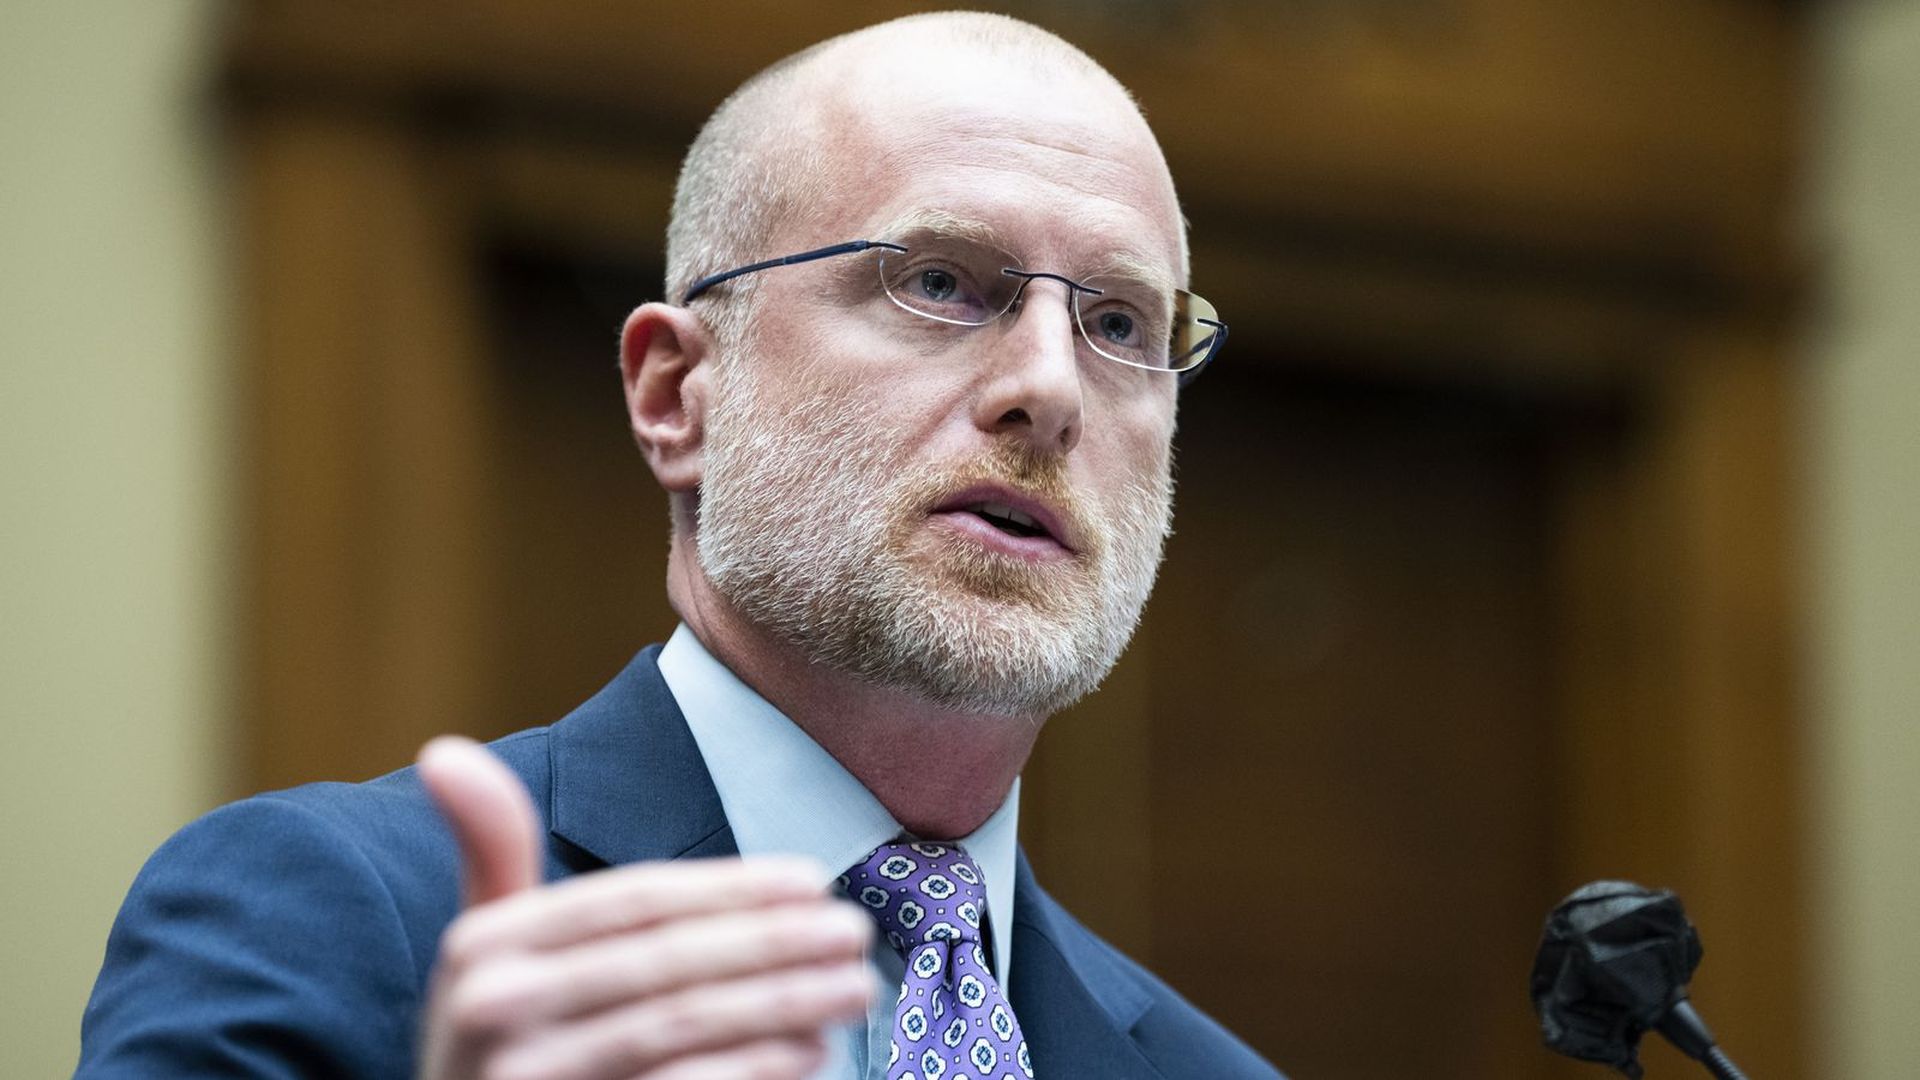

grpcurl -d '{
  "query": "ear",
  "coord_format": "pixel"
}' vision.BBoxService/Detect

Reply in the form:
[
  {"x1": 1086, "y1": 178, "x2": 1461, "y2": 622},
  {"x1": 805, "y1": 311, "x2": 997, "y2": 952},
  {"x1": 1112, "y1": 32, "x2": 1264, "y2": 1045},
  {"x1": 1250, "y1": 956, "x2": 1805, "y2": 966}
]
[{"x1": 620, "y1": 302, "x2": 713, "y2": 495}]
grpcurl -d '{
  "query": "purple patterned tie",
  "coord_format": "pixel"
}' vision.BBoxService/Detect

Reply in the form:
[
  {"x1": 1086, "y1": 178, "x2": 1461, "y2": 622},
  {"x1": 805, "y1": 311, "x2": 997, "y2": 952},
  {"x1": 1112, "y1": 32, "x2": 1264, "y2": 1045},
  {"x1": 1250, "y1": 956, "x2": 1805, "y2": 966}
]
[{"x1": 844, "y1": 841, "x2": 1034, "y2": 1080}]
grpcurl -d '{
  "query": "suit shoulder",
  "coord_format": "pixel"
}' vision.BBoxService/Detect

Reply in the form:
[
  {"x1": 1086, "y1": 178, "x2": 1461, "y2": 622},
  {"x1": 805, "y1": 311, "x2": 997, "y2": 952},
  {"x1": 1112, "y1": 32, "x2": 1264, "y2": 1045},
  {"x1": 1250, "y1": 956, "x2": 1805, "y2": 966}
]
[
  {"x1": 260, "y1": 724, "x2": 554, "y2": 829},
  {"x1": 1102, "y1": 938, "x2": 1285, "y2": 1079},
  {"x1": 78, "y1": 725, "x2": 556, "y2": 1078},
  {"x1": 248, "y1": 726, "x2": 553, "y2": 887},
  {"x1": 81, "y1": 792, "x2": 427, "y2": 1076},
  {"x1": 1022, "y1": 890, "x2": 1287, "y2": 1079},
  {"x1": 255, "y1": 725, "x2": 557, "y2": 919}
]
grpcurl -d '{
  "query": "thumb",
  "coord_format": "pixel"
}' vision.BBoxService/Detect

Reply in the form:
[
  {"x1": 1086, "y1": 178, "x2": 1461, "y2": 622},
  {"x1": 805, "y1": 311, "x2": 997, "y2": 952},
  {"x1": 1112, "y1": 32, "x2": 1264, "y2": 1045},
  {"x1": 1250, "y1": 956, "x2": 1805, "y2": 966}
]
[{"x1": 418, "y1": 735, "x2": 542, "y2": 907}]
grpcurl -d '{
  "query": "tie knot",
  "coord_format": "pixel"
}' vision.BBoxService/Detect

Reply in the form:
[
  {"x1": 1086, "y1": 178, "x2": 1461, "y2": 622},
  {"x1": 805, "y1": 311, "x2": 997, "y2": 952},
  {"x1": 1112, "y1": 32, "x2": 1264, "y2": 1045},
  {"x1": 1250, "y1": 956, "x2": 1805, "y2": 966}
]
[{"x1": 843, "y1": 840, "x2": 989, "y2": 955}]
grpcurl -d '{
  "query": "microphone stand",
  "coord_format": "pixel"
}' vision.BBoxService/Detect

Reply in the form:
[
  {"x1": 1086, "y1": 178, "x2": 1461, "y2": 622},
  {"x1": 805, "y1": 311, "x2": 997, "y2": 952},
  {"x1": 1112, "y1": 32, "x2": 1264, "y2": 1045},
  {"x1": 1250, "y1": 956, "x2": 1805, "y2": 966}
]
[
  {"x1": 1656, "y1": 1000, "x2": 1749, "y2": 1080},
  {"x1": 1530, "y1": 880, "x2": 1755, "y2": 1080}
]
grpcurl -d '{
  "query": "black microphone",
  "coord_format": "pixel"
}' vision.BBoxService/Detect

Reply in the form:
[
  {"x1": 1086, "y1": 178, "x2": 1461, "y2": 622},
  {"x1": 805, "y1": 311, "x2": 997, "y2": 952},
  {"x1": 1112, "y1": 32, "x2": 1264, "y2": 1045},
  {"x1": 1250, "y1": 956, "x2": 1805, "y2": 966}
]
[{"x1": 1529, "y1": 880, "x2": 1750, "y2": 1080}]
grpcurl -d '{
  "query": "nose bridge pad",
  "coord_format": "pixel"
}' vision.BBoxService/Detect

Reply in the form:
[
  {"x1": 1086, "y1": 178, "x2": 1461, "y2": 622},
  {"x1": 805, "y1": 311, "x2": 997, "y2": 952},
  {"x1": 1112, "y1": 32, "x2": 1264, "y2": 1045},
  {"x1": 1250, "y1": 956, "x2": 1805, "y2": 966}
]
[
  {"x1": 999, "y1": 269, "x2": 1091, "y2": 341},
  {"x1": 999, "y1": 268, "x2": 1034, "y2": 316}
]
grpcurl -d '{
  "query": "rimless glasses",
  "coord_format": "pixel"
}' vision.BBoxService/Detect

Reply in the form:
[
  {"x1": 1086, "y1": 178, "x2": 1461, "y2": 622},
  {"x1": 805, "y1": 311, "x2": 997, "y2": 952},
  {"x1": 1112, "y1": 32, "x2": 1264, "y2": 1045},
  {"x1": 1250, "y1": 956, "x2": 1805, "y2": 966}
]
[{"x1": 682, "y1": 237, "x2": 1226, "y2": 382}]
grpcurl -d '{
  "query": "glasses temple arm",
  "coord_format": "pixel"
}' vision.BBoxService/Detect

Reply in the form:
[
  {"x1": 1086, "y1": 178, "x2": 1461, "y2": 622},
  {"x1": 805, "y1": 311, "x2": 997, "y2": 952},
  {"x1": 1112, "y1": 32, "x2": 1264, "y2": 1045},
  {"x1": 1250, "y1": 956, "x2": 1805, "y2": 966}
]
[
  {"x1": 1176, "y1": 319, "x2": 1228, "y2": 387},
  {"x1": 681, "y1": 240, "x2": 908, "y2": 304}
]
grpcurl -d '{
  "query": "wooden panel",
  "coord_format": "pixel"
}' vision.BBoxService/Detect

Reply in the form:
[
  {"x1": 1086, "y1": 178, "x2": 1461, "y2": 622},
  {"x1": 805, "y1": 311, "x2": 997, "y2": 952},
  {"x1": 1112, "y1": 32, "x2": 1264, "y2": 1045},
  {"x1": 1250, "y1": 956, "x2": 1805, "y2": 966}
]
[
  {"x1": 240, "y1": 127, "x2": 682, "y2": 786},
  {"x1": 1550, "y1": 324, "x2": 1806, "y2": 1077},
  {"x1": 1667, "y1": 328, "x2": 1805, "y2": 1076},
  {"x1": 1020, "y1": 623, "x2": 1159, "y2": 959},
  {"x1": 239, "y1": 110, "x2": 495, "y2": 791},
  {"x1": 475, "y1": 243, "x2": 682, "y2": 735},
  {"x1": 223, "y1": 1, "x2": 1810, "y2": 1075},
  {"x1": 1059, "y1": 370, "x2": 1564, "y2": 1078},
  {"x1": 222, "y1": 0, "x2": 1802, "y2": 286}
]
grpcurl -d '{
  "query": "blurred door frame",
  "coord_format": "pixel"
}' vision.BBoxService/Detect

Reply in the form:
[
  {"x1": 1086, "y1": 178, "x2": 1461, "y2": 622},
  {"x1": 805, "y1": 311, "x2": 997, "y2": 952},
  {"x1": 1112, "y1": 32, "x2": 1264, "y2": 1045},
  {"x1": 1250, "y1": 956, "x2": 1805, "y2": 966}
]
[{"x1": 221, "y1": 3, "x2": 1811, "y2": 1076}]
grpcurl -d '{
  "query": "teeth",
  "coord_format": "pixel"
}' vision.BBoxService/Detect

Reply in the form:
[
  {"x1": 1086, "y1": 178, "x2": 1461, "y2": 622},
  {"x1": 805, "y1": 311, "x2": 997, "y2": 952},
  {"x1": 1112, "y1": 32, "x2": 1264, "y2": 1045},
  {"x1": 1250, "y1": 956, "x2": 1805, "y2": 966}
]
[{"x1": 973, "y1": 502, "x2": 1041, "y2": 531}]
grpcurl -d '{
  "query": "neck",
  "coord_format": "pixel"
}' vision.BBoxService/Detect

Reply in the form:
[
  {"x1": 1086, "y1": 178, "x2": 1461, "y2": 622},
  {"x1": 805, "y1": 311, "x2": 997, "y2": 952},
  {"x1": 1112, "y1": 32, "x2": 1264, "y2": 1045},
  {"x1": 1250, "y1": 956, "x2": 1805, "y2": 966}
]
[{"x1": 666, "y1": 544, "x2": 1041, "y2": 839}]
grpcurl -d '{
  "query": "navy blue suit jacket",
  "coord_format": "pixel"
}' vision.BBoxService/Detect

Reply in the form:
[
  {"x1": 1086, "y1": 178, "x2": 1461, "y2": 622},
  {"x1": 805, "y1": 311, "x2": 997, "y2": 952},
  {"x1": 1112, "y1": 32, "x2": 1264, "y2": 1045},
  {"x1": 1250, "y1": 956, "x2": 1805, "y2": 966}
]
[{"x1": 79, "y1": 647, "x2": 1282, "y2": 1078}]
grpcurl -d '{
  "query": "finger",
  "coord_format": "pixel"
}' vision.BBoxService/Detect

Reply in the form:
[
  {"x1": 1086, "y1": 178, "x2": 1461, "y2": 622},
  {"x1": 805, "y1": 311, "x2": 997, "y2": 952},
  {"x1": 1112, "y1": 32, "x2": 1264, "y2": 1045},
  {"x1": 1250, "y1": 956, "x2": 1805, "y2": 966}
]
[
  {"x1": 447, "y1": 855, "x2": 826, "y2": 958},
  {"x1": 418, "y1": 735, "x2": 542, "y2": 907},
  {"x1": 452, "y1": 899, "x2": 872, "y2": 1027},
  {"x1": 635, "y1": 1034, "x2": 830, "y2": 1080},
  {"x1": 488, "y1": 960, "x2": 873, "y2": 1080}
]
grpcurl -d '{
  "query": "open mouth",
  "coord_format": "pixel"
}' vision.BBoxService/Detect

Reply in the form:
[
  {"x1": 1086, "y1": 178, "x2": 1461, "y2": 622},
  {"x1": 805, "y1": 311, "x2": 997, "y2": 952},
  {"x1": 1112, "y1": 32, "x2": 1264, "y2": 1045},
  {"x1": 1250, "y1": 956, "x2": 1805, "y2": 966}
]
[
  {"x1": 930, "y1": 486, "x2": 1076, "y2": 559},
  {"x1": 966, "y1": 501, "x2": 1050, "y2": 540}
]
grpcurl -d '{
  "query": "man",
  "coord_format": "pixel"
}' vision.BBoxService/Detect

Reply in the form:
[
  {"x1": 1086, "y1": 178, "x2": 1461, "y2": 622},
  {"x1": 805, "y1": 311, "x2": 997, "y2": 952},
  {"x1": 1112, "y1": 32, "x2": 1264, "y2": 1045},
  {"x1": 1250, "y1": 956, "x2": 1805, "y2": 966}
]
[{"x1": 79, "y1": 12, "x2": 1275, "y2": 1079}]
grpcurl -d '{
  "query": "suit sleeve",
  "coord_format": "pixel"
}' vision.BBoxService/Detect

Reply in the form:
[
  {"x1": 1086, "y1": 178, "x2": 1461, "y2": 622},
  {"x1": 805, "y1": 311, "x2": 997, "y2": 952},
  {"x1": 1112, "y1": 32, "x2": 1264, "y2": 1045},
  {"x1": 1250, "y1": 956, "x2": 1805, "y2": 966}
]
[{"x1": 77, "y1": 795, "x2": 427, "y2": 1078}]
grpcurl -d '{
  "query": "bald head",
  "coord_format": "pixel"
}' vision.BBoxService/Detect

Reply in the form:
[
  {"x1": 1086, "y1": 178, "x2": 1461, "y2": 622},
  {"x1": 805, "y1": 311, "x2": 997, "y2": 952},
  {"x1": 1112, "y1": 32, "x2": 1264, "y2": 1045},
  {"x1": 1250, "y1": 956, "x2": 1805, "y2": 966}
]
[
  {"x1": 664, "y1": 13, "x2": 1186, "y2": 348},
  {"x1": 627, "y1": 12, "x2": 1194, "y2": 733}
]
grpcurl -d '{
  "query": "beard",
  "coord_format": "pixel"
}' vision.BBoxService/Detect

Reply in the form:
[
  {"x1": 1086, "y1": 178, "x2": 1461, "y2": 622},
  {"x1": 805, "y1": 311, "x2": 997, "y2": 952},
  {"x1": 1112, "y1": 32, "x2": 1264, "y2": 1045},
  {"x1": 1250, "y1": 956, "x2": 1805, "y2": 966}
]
[{"x1": 695, "y1": 354, "x2": 1173, "y2": 718}]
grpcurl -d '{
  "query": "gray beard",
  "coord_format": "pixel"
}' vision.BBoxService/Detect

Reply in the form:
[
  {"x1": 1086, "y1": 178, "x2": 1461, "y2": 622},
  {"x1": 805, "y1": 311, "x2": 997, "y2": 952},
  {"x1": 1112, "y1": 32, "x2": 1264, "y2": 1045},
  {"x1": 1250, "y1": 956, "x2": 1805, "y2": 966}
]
[{"x1": 695, "y1": 359, "x2": 1173, "y2": 718}]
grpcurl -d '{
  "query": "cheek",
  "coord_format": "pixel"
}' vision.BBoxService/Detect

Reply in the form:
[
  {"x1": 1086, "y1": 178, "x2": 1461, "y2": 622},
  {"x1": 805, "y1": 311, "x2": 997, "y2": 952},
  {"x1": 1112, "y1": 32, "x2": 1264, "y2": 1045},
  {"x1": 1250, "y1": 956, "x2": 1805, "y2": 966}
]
[
  {"x1": 1076, "y1": 401, "x2": 1175, "y2": 505},
  {"x1": 1096, "y1": 383, "x2": 1177, "y2": 457},
  {"x1": 800, "y1": 319, "x2": 980, "y2": 427}
]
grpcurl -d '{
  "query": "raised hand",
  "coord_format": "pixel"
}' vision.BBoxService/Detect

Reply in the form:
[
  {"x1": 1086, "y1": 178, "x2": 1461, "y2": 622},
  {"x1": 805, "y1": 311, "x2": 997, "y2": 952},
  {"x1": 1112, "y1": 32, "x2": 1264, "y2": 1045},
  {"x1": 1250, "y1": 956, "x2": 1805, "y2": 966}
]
[{"x1": 415, "y1": 736, "x2": 873, "y2": 1080}]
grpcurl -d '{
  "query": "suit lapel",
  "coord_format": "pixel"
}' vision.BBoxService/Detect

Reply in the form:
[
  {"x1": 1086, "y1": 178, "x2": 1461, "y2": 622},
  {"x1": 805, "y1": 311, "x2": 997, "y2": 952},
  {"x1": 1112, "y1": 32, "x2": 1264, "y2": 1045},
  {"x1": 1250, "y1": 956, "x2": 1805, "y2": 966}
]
[
  {"x1": 541, "y1": 648, "x2": 1159, "y2": 1071},
  {"x1": 1009, "y1": 851, "x2": 1161, "y2": 1077},
  {"x1": 545, "y1": 646, "x2": 739, "y2": 866}
]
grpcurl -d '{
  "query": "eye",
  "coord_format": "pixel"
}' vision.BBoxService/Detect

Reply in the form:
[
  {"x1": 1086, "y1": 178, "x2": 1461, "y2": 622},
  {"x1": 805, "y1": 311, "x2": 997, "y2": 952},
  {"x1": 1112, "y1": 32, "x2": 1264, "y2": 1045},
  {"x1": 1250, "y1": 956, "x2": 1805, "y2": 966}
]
[
  {"x1": 916, "y1": 268, "x2": 959, "y2": 303},
  {"x1": 1095, "y1": 310, "x2": 1138, "y2": 345},
  {"x1": 1080, "y1": 287, "x2": 1173, "y2": 368},
  {"x1": 883, "y1": 254, "x2": 998, "y2": 323}
]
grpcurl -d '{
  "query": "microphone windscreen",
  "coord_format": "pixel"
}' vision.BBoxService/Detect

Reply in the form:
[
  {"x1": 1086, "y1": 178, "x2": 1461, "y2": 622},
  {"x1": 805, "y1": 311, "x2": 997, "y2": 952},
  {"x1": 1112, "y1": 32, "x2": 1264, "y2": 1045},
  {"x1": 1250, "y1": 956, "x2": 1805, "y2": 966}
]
[{"x1": 1529, "y1": 880, "x2": 1704, "y2": 1079}]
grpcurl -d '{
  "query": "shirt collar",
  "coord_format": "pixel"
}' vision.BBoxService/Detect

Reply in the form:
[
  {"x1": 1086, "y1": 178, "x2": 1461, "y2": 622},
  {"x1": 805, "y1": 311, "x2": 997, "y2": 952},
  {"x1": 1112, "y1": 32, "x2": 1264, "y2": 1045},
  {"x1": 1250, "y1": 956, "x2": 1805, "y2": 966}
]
[{"x1": 658, "y1": 624, "x2": 1021, "y2": 981}]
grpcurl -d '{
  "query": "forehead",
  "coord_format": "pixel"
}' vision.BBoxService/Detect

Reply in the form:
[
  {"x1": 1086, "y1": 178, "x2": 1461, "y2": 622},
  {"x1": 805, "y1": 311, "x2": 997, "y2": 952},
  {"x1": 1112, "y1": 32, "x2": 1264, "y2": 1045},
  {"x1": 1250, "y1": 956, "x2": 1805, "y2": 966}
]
[{"x1": 802, "y1": 50, "x2": 1185, "y2": 287}]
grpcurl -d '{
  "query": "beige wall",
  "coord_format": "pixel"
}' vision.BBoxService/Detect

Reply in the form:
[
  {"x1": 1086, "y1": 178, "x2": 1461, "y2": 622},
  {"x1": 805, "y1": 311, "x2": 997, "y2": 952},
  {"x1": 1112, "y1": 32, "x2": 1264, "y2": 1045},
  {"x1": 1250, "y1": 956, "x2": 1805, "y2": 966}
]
[
  {"x1": 0, "y1": 2, "x2": 228, "y2": 1075},
  {"x1": 1811, "y1": 3, "x2": 1920, "y2": 1078}
]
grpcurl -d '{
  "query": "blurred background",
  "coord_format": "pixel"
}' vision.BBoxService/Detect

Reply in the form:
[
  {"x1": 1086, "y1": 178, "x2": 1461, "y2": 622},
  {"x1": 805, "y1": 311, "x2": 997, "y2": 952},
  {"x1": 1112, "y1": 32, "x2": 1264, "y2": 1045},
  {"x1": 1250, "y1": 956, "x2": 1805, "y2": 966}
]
[{"x1": 3, "y1": 1, "x2": 1915, "y2": 1076}]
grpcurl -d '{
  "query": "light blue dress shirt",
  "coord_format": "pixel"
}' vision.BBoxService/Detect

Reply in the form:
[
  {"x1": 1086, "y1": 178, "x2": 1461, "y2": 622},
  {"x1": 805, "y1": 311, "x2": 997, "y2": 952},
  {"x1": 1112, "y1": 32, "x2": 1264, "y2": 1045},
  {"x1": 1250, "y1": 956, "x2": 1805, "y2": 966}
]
[{"x1": 658, "y1": 625, "x2": 1021, "y2": 1080}]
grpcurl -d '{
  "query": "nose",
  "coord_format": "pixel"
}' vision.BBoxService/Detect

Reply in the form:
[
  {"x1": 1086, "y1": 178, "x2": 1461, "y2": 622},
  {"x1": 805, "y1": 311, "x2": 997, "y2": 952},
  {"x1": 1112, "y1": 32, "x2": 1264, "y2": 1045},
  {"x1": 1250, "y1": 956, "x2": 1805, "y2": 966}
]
[{"x1": 971, "y1": 278, "x2": 1084, "y2": 455}]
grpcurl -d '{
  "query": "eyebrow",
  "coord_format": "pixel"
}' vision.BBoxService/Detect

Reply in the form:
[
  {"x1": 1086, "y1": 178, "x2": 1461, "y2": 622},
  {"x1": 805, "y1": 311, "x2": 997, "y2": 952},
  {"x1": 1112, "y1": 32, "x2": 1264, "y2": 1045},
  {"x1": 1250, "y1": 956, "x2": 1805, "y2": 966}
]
[
  {"x1": 1094, "y1": 251, "x2": 1178, "y2": 302},
  {"x1": 872, "y1": 208, "x2": 1016, "y2": 252},
  {"x1": 871, "y1": 208, "x2": 1178, "y2": 300}
]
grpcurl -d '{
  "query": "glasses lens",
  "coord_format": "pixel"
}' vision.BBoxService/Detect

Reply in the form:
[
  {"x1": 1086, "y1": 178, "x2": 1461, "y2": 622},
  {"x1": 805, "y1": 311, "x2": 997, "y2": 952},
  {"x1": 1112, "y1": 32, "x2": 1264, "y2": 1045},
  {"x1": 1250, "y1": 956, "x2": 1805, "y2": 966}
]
[
  {"x1": 878, "y1": 239, "x2": 1023, "y2": 326},
  {"x1": 1077, "y1": 274, "x2": 1180, "y2": 371},
  {"x1": 1077, "y1": 280, "x2": 1223, "y2": 373},
  {"x1": 1167, "y1": 290, "x2": 1224, "y2": 374},
  {"x1": 878, "y1": 240, "x2": 1224, "y2": 375}
]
